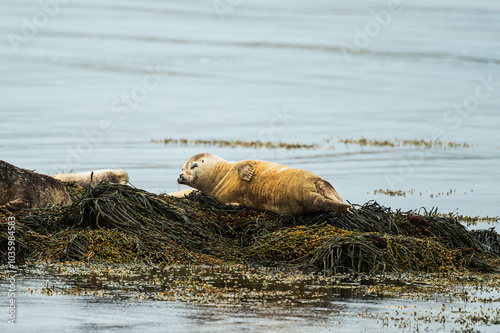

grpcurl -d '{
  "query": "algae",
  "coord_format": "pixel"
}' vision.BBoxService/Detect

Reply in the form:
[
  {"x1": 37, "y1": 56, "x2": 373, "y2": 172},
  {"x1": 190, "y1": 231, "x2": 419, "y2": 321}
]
[
  {"x1": 1, "y1": 182, "x2": 499, "y2": 274},
  {"x1": 151, "y1": 137, "x2": 478, "y2": 150}
]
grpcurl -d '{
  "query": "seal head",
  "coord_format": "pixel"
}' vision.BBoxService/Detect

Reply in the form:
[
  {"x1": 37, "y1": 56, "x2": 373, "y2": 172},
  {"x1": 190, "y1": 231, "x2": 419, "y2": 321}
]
[{"x1": 177, "y1": 153, "x2": 224, "y2": 189}]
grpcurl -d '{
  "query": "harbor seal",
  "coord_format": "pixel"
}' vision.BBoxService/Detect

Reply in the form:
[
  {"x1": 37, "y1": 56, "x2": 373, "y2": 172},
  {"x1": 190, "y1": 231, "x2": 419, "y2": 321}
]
[
  {"x1": 167, "y1": 189, "x2": 198, "y2": 198},
  {"x1": 177, "y1": 153, "x2": 352, "y2": 215},
  {"x1": 0, "y1": 160, "x2": 72, "y2": 211},
  {"x1": 53, "y1": 169, "x2": 129, "y2": 187}
]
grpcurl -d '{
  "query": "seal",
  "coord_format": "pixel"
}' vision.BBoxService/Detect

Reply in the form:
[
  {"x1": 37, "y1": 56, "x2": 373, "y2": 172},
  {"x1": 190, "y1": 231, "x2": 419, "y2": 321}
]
[
  {"x1": 53, "y1": 169, "x2": 129, "y2": 187},
  {"x1": 0, "y1": 160, "x2": 72, "y2": 211},
  {"x1": 167, "y1": 189, "x2": 198, "y2": 198},
  {"x1": 177, "y1": 153, "x2": 352, "y2": 215}
]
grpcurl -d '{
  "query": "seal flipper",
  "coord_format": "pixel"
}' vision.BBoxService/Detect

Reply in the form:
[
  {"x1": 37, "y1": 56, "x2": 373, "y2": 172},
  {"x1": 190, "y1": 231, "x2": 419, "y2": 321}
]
[
  {"x1": 312, "y1": 195, "x2": 352, "y2": 214},
  {"x1": 237, "y1": 161, "x2": 255, "y2": 182},
  {"x1": 315, "y1": 180, "x2": 352, "y2": 214}
]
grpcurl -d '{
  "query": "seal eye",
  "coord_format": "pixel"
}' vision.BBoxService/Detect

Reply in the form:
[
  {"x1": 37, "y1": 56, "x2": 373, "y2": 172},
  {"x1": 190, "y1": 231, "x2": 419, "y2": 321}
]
[
  {"x1": 190, "y1": 163, "x2": 198, "y2": 170},
  {"x1": 201, "y1": 159, "x2": 204, "y2": 163}
]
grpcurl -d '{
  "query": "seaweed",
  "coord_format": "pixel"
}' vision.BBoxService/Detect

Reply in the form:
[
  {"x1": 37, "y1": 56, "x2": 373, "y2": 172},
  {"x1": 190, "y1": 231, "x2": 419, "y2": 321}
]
[{"x1": 1, "y1": 182, "x2": 499, "y2": 273}]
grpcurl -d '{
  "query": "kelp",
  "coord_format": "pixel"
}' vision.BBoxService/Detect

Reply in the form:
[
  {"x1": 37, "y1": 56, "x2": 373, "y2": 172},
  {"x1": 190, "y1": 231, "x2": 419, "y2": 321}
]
[
  {"x1": 151, "y1": 138, "x2": 319, "y2": 150},
  {"x1": 152, "y1": 137, "x2": 476, "y2": 150},
  {"x1": 1, "y1": 182, "x2": 499, "y2": 273}
]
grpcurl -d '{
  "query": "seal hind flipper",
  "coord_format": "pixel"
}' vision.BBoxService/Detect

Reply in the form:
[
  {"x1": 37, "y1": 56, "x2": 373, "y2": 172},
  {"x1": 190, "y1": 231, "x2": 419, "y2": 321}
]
[
  {"x1": 315, "y1": 180, "x2": 352, "y2": 214},
  {"x1": 313, "y1": 196, "x2": 352, "y2": 214},
  {"x1": 5, "y1": 199, "x2": 29, "y2": 211}
]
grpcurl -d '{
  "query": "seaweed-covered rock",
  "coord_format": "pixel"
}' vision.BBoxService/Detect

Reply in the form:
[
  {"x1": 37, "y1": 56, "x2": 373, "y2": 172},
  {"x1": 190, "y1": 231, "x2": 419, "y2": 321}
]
[{"x1": 1, "y1": 183, "x2": 499, "y2": 273}]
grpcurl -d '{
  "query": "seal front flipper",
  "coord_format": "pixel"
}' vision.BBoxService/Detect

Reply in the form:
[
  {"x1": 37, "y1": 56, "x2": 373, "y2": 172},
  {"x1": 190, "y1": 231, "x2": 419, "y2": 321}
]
[{"x1": 237, "y1": 161, "x2": 255, "y2": 182}]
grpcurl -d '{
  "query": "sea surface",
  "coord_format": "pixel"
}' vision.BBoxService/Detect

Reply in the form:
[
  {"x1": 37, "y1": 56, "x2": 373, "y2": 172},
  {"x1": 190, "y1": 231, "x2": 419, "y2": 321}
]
[{"x1": 1, "y1": 0, "x2": 499, "y2": 331}]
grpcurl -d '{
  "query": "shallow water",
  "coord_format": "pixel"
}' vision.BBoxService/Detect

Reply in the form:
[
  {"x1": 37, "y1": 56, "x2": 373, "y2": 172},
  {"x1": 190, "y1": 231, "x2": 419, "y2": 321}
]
[
  {"x1": 1, "y1": 264, "x2": 500, "y2": 333},
  {"x1": 1, "y1": 0, "x2": 500, "y2": 218},
  {"x1": 1, "y1": 0, "x2": 499, "y2": 331}
]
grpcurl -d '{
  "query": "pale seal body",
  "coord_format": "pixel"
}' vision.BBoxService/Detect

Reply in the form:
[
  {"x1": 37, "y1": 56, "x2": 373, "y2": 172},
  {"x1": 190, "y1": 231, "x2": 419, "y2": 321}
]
[
  {"x1": 0, "y1": 160, "x2": 72, "y2": 211},
  {"x1": 167, "y1": 189, "x2": 198, "y2": 198},
  {"x1": 53, "y1": 169, "x2": 129, "y2": 187},
  {"x1": 177, "y1": 153, "x2": 352, "y2": 215}
]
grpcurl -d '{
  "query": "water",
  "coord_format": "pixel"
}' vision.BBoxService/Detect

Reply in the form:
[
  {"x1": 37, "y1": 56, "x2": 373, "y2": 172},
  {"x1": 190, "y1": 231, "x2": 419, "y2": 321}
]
[
  {"x1": 2, "y1": 264, "x2": 499, "y2": 333},
  {"x1": 1, "y1": 0, "x2": 500, "y2": 217},
  {"x1": 1, "y1": 0, "x2": 499, "y2": 331}
]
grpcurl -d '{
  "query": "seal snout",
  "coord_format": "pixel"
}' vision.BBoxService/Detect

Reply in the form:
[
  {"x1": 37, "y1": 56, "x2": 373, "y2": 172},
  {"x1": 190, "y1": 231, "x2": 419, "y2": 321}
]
[{"x1": 177, "y1": 173, "x2": 186, "y2": 184}]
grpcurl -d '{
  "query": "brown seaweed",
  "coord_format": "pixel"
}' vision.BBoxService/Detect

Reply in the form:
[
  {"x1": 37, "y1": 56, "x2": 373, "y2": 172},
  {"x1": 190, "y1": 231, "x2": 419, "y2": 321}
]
[{"x1": 1, "y1": 182, "x2": 499, "y2": 274}]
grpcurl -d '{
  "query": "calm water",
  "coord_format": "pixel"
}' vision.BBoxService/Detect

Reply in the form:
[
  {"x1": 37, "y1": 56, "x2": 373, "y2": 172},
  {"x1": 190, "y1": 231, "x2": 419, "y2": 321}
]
[
  {"x1": 1, "y1": 0, "x2": 499, "y2": 331},
  {"x1": 1, "y1": 0, "x2": 500, "y2": 217},
  {"x1": 1, "y1": 264, "x2": 500, "y2": 333}
]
